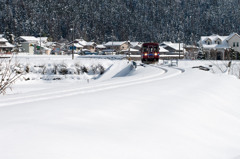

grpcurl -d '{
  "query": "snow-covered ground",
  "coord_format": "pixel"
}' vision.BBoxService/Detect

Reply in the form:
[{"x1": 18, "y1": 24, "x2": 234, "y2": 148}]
[{"x1": 1, "y1": 55, "x2": 240, "y2": 159}]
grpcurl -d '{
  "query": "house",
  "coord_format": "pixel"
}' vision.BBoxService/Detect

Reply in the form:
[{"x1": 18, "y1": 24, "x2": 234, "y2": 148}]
[
  {"x1": 0, "y1": 37, "x2": 15, "y2": 54},
  {"x1": 15, "y1": 36, "x2": 39, "y2": 54},
  {"x1": 50, "y1": 42, "x2": 65, "y2": 55},
  {"x1": 67, "y1": 41, "x2": 83, "y2": 54},
  {"x1": 37, "y1": 37, "x2": 48, "y2": 44},
  {"x1": 121, "y1": 48, "x2": 140, "y2": 55},
  {"x1": 130, "y1": 42, "x2": 142, "y2": 50},
  {"x1": 74, "y1": 39, "x2": 96, "y2": 52},
  {"x1": 159, "y1": 41, "x2": 185, "y2": 59},
  {"x1": 85, "y1": 42, "x2": 96, "y2": 53},
  {"x1": 160, "y1": 42, "x2": 184, "y2": 53},
  {"x1": 198, "y1": 33, "x2": 240, "y2": 60},
  {"x1": 159, "y1": 46, "x2": 169, "y2": 54},
  {"x1": 104, "y1": 41, "x2": 130, "y2": 54},
  {"x1": 96, "y1": 45, "x2": 106, "y2": 54},
  {"x1": 35, "y1": 37, "x2": 52, "y2": 54},
  {"x1": 184, "y1": 45, "x2": 199, "y2": 60}
]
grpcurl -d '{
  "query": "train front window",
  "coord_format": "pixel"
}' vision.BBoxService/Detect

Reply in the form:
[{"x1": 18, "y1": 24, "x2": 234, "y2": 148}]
[
  {"x1": 149, "y1": 46, "x2": 157, "y2": 53},
  {"x1": 143, "y1": 47, "x2": 148, "y2": 52},
  {"x1": 152, "y1": 46, "x2": 158, "y2": 52},
  {"x1": 142, "y1": 45, "x2": 158, "y2": 53}
]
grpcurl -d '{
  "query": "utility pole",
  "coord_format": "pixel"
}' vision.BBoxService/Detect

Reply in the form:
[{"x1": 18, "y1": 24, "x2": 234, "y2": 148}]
[
  {"x1": 179, "y1": 42, "x2": 181, "y2": 59},
  {"x1": 112, "y1": 30, "x2": 113, "y2": 55},
  {"x1": 39, "y1": 28, "x2": 42, "y2": 54},
  {"x1": 128, "y1": 40, "x2": 131, "y2": 61},
  {"x1": 178, "y1": 31, "x2": 181, "y2": 59},
  {"x1": 70, "y1": 28, "x2": 74, "y2": 60}
]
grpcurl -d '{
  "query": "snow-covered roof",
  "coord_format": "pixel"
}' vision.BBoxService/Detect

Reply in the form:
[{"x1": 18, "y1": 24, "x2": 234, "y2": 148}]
[
  {"x1": 75, "y1": 39, "x2": 87, "y2": 46},
  {"x1": 200, "y1": 34, "x2": 228, "y2": 44},
  {"x1": 82, "y1": 49, "x2": 91, "y2": 52},
  {"x1": 20, "y1": 36, "x2": 39, "y2": 42},
  {"x1": 0, "y1": 38, "x2": 14, "y2": 48},
  {"x1": 0, "y1": 34, "x2": 4, "y2": 38},
  {"x1": 0, "y1": 42, "x2": 15, "y2": 48},
  {"x1": 104, "y1": 41, "x2": 128, "y2": 46},
  {"x1": 121, "y1": 48, "x2": 140, "y2": 52},
  {"x1": 96, "y1": 45, "x2": 106, "y2": 49},
  {"x1": 37, "y1": 37, "x2": 48, "y2": 43},
  {"x1": 0, "y1": 38, "x2": 8, "y2": 42},
  {"x1": 160, "y1": 41, "x2": 172, "y2": 46},
  {"x1": 159, "y1": 46, "x2": 169, "y2": 53},
  {"x1": 199, "y1": 33, "x2": 240, "y2": 50},
  {"x1": 184, "y1": 45, "x2": 198, "y2": 49},
  {"x1": 73, "y1": 43, "x2": 83, "y2": 48},
  {"x1": 85, "y1": 42, "x2": 95, "y2": 46},
  {"x1": 74, "y1": 39, "x2": 95, "y2": 46},
  {"x1": 225, "y1": 33, "x2": 240, "y2": 41},
  {"x1": 45, "y1": 42, "x2": 56, "y2": 47},
  {"x1": 130, "y1": 42, "x2": 142, "y2": 47},
  {"x1": 161, "y1": 42, "x2": 184, "y2": 51},
  {"x1": 102, "y1": 49, "x2": 115, "y2": 52}
]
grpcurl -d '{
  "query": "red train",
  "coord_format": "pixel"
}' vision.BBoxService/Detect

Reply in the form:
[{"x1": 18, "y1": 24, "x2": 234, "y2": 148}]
[{"x1": 141, "y1": 43, "x2": 159, "y2": 63}]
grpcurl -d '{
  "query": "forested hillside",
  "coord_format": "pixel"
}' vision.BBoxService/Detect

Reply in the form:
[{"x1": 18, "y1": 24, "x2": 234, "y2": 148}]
[{"x1": 1, "y1": 0, "x2": 240, "y2": 44}]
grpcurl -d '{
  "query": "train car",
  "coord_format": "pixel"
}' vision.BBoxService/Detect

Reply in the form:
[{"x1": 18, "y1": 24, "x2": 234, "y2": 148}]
[{"x1": 141, "y1": 43, "x2": 159, "y2": 63}]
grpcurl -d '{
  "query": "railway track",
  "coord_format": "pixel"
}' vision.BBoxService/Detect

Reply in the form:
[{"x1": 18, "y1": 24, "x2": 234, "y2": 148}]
[{"x1": 0, "y1": 63, "x2": 185, "y2": 107}]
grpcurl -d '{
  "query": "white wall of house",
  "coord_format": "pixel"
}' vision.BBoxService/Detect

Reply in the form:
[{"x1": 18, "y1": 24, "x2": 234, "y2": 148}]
[
  {"x1": 228, "y1": 34, "x2": 240, "y2": 52},
  {"x1": 22, "y1": 43, "x2": 35, "y2": 54},
  {"x1": 121, "y1": 43, "x2": 129, "y2": 50}
]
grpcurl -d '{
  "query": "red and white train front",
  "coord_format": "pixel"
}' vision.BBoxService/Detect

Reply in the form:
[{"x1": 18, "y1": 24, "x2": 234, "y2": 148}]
[{"x1": 141, "y1": 43, "x2": 159, "y2": 63}]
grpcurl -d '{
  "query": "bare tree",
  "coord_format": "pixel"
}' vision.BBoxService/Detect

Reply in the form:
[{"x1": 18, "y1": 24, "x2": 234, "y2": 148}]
[{"x1": 0, "y1": 57, "x2": 24, "y2": 95}]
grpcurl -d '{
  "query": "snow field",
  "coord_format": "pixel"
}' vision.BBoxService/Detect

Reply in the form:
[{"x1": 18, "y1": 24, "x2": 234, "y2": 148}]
[{"x1": 1, "y1": 56, "x2": 240, "y2": 159}]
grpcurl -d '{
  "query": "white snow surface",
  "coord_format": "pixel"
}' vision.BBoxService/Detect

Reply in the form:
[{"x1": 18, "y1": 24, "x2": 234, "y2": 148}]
[{"x1": 1, "y1": 55, "x2": 240, "y2": 159}]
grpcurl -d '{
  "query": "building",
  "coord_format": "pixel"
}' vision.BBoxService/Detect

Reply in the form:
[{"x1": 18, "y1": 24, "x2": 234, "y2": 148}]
[
  {"x1": 15, "y1": 36, "x2": 39, "y2": 54},
  {"x1": 198, "y1": 33, "x2": 240, "y2": 60},
  {"x1": 96, "y1": 44, "x2": 106, "y2": 53},
  {"x1": 67, "y1": 42, "x2": 83, "y2": 54},
  {"x1": 74, "y1": 39, "x2": 96, "y2": 52},
  {"x1": 36, "y1": 37, "x2": 52, "y2": 54},
  {"x1": 104, "y1": 41, "x2": 130, "y2": 54},
  {"x1": 184, "y1": 45, "x2": 199, "y2": 60},
  {"x1": 121, "y1": 48, "x2": 140, "y2": 55},
  {"x1": 159, "y1": 42, "x2": 184, "y2": 59},
  {"x1": 50, "y1": 42, "x2": 66, "y2": 55},
  {"x1": 130, "y1": 42, "x2": 142, "y2": 50},
  {"x1": 0, "y1": 37, "x2": 15, "y2": 54}
]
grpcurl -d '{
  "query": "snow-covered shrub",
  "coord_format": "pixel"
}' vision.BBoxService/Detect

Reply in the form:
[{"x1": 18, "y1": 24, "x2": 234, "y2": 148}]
[
  {"x1": 42, "y1": 65, "x2": 47, "y2": 75},
  {"x1": 25, "y1": 64, "x2": 30, "y2": 73},
  {"x1": 89, "y1": 64, "x2": 105, "y2": 75},
  {"x1": 97, "y1": 64, "x2": 105, "y2": 75},
  {"x1": 81, "y1": 66, "x2": 88, "y2": 74},
  {"x1": 75, "y1": 63, "x2": 82, "y2": 75},
  {"x1": 0, "y1": 58, "x2": 108, "y2": 83},
  {"x1": 57, "y1": 62, "x2": 68, "y2": 75},
  {"x1": 53, "y1": 63, "x2": 58, "y2": 75},
  {"x1": 90, "y1": 64, "x2": 98, "y2": 74},
  {"x1": 68, "y1": 67, "x2": 76, "y2": 75},
  {"x1": 37, "y1": 64, "x2": 47, "y2": 75}
]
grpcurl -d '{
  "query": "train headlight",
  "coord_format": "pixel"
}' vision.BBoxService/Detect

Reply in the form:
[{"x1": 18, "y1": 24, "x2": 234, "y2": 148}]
[
  {"x1": 154, "y1": 52, "x2": 158, "y2": 56},
  {"x1": 144, "y1": 53, "x2": 148, "y2": 56}
]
